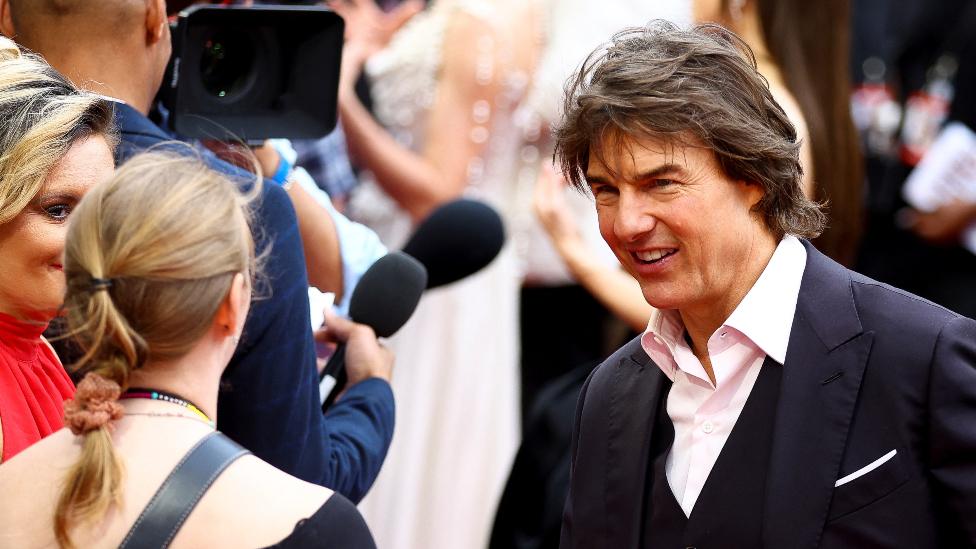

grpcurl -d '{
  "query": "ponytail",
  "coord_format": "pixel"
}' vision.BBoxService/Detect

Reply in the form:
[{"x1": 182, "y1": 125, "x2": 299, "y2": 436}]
[
  {"x1": 54, "y1": 270, "x2": 152, "y2": 548},
  {"x1": 55, "y1": 373, "x2": 125, "y2": 549}
]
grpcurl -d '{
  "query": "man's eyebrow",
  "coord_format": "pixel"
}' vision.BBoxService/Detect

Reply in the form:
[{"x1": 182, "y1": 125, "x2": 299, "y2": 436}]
[
  {"x1": 585, "y1": 163, "x2": 686, "y2": 185},
  {"x1": 584, "y1": 174, "x2": 612, "y2": 186},
  {"x1": 635, "y1": 164, "x2": 685, "y2": 180}
]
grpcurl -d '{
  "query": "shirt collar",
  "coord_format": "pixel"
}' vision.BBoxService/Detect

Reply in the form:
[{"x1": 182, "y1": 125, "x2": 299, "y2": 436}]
[
  {"x1": 641, "y1": 235, "x2": 807, "y2": 369},
  {"x1": 724, "y1": 235, "x2": 806, "y2": 363}
]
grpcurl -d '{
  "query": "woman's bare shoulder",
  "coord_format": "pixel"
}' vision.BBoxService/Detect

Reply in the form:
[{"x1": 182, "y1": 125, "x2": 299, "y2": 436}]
[
  {"x1": 171, "y1": 454, "x2": 334, "y2": 548},
  {"x1": 0, "y1": 430, "x2": 78, "y2": 547},
  {"x1": 0, "y1": 429, "x2": 76, "y2": 485}
]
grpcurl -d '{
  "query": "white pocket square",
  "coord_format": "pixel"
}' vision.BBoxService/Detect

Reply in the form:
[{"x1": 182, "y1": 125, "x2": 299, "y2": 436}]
[{"x1": 835, "y1": 449, "x2": 897, "y2": 488}]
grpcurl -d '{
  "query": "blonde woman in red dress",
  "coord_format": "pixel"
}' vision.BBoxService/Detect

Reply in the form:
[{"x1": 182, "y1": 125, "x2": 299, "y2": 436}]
[{"x1": 0, "y1": 38, "x2": 115, "y2": 463}]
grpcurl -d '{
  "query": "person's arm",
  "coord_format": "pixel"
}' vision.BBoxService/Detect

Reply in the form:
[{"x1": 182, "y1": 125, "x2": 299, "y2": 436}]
[
  {"x1": 314, "y1": 313, "x2": 396, "y2": 502},
  {"x1": 287, "y1": 182, "x2": 343, "y2": 296},
  {"x1": 317, "y1": 377, "x2": 395, "y2": 501},
  {"x1": 769, "y1": 83, "x2": 816, "y2": 199},
  {"x1": 926, "y1": 315, "x2": 976, "y2": 542},
  {"x1": 337, "y1": 8, "x2": 503, "y2": 221},
  {"x1": 797, "y1": 120, "x2": 815, "y2": 199},
  {"x1": 534, "y1": 165, "x2": 652, "y2": 332},
  {"x1": 253, "y1": 142, "x2": 344, "y2": 299},
  {"x1": 289, "y1": 165, "x2": 387, "y2": 317},
  {"x1": 906, "y1": 199, "x2": 976, "y2": 244},
  {"x1": 553, "y1": 240, "x2": 653, "y2": 333}
]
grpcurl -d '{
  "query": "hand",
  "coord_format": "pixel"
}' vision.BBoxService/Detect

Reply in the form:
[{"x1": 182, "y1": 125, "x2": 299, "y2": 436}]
[
  {"x1": 328, "y1": 0, "x2": 423, "y2": 89},
  {"x1": 251, "y1": 141, "x2": 282, "y2": 180},
  {"x1": 903, "y1": 200, "x2": 976, "y2": 245},
  {"x1": 533, "y1": 161, "x2": 585, "y2": 255},
  {"x1": 315, "y1": 313, "x2": 394, "y2": 385}
]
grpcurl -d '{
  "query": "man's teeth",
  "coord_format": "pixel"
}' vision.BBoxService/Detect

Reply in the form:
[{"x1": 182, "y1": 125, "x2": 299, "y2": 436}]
[{"x1": 636, "y1": 249, "x2": 676, "y2": 262}]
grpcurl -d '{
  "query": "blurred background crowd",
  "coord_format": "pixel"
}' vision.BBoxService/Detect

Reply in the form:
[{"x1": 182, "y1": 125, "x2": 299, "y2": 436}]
[{"x1": 0, "y1": 0, "x2": 973, "y2": 547}]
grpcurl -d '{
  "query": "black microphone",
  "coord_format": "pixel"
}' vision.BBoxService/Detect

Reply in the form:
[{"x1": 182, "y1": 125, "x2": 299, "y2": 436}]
[
  {"x1": 402, "y1": 199, "x2": 505, "y2": 289},
  {"x1": 320, "y1": 251, "x2": 427, "y2": 410}
]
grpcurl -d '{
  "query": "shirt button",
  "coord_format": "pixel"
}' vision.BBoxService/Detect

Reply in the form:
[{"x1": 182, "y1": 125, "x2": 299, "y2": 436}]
[{"x1": 702, "y1": 421, "x2": 714, "y2": 434}]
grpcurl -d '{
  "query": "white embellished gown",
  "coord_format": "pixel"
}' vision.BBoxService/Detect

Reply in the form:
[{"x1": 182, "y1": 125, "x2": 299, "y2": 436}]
[{"x1": 347, "y1": 1, "x2": 542, "y2": 548}]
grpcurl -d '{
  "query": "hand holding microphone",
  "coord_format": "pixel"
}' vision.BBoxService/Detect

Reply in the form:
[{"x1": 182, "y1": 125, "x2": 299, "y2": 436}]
[
  {"x1": 319, "y1": 251, "x2": 427, "y2": 410},
  {"x1": 316, "y1": 314, "x2": 393, "y2": 385}
]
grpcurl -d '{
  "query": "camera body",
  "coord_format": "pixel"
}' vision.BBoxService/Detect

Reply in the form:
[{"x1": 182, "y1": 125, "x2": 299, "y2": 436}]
[{"x1": 160, "y1": 5, "x2": 344, "y2": 141}]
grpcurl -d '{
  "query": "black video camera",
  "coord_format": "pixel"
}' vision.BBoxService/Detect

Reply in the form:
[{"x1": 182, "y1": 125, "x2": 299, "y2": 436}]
[{"x1": 158, "y1": 4, "x2": 344, "y2": 141}]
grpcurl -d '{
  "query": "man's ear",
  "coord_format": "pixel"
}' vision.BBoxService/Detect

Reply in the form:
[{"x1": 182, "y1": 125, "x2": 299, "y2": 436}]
[
  {"x1": 0, "y1": 0, "x2": 17, "y2": 39},
  {"x1": 739, "y1": 179, "x2": 766, "y2": 211},
  {"x1": 145, "y1": 0, "x2": 167, "y2": 45}
]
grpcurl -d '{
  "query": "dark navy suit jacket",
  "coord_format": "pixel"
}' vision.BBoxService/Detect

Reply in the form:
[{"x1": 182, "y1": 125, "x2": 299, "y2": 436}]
[
  {"x1": 114, "y1": 102, "x2": 394, "y2": 503},
  {"x1": 561, "y1": 240, "x2": 976, "y2": 548}
]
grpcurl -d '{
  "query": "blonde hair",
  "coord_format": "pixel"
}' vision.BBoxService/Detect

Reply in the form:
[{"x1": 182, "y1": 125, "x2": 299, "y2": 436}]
[
  {"x1": 55, "y1": 151, "x2": 258, "y2": 548},
  {"x1": 0, "y1": 36, "x2": 115, "y2": 225}
]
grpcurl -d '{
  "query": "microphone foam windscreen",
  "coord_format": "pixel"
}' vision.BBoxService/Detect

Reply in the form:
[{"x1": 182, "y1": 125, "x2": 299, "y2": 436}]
[
  {"x1": 348, "y1": 251, "x2": 428, "y2": 338},
  {"x1": 402, "y1": 199, "x2": 505, "y2": 289}
]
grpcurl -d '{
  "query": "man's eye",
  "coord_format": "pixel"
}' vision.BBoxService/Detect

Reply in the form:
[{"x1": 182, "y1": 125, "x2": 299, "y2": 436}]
[
  {"x1": 45, "y1": 204, "x2": 70, "y2": 221},
  {"x1": 653, "y1": 179, "x2": 676, "y2": 188}
]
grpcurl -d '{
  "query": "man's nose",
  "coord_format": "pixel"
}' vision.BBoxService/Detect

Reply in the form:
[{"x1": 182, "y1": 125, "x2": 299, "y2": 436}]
[{"x1": 614, "y1": 190, "x2": 657, "y2": 242}]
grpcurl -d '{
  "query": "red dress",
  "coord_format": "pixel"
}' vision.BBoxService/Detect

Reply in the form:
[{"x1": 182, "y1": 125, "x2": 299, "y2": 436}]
[{"x1": 0, "y1": 313, "x2": 75, "y2": 461}]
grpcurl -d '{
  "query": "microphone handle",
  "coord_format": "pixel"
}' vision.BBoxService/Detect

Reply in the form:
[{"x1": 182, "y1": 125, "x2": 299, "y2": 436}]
[{"x1": 320, "y1": 343, "x2": 348, "y2": 412}]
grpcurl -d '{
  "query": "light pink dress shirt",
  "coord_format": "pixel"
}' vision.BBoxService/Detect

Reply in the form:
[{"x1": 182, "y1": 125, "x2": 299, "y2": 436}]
[{"x1": 640, "y1": 236, "x2": 807, "y2": 517}]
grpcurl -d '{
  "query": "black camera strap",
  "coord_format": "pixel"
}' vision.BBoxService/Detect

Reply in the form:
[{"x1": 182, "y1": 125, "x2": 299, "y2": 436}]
[{"x1": 118, "y1": 432, "x2": 249, "y2": 549}]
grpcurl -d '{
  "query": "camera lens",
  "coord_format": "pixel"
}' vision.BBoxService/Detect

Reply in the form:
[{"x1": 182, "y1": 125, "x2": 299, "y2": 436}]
[{"x1": 200, "y1": 30, "x2": 255, "y2": 100}]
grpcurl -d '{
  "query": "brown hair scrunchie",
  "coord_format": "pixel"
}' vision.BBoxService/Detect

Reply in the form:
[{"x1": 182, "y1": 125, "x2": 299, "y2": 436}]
[{"x1": 63, "y1": 373, "x2": 124, "y2": 435}]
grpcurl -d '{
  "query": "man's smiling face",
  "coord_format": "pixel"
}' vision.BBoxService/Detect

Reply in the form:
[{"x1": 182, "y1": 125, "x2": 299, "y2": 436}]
[{"x1": 587, "y1": 134, "x2": 773, "y2": 317}]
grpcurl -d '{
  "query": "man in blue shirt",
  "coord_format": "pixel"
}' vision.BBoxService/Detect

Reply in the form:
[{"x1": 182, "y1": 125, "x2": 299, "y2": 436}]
[{"x1": 1, "y1": 0, "x2": 394, "y2": 502}]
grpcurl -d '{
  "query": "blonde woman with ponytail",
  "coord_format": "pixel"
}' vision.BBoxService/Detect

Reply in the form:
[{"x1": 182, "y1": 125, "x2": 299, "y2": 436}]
[
  {"x1": 0, "y1": 37, "x2": 115, "y2": 463},
  {"x1": 0, "y1": 152, "x2": 382, "y2": 548}
]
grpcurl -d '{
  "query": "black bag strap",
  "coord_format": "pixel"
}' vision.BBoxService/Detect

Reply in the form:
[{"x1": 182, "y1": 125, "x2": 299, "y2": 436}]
[{"x1": 118, "y1": 431, "x2": 249, "y2": 549}]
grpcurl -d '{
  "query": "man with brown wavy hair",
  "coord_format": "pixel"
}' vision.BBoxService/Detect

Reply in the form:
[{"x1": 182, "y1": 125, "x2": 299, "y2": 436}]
[{"x1": 558, "y1": 21, "x2": 976, "y2": 548}]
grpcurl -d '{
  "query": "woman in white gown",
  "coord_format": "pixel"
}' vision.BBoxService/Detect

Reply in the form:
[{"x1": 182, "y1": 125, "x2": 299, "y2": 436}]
[{"x1": 331, "y1": 0, "x2": 546, "y2": 547}]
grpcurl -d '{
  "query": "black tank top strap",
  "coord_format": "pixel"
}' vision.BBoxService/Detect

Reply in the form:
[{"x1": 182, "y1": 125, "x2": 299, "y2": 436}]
[{"x1": 119, "y1": 431, "x2": 249, "y2": 549}]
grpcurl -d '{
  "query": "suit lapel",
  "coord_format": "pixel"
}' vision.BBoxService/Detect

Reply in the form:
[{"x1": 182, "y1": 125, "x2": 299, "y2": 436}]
[
  {"x1": 763, "y1": 242, "x2": 874, "y2": 548},
  {"x1": 605, "y1": 346, "x2": 666, "y2": 548}
]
